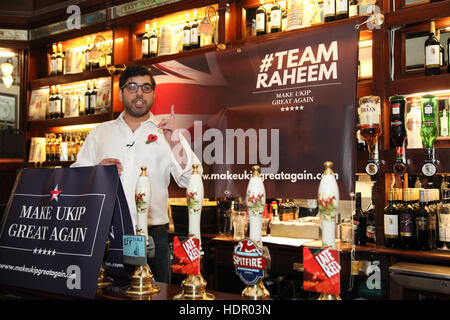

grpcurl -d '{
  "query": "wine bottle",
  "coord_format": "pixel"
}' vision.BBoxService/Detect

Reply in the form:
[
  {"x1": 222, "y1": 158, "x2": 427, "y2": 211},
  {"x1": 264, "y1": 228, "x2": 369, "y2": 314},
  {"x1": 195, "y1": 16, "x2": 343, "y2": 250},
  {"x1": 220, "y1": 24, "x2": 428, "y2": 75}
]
[
  {"x1": 106, "y1": 41, "x2": 112, "y2": 66},
  {"x1": 85, "y1": 81, "x2": 91, "y2": 115},
  {"x1": 90, "y1": 36, "x2": 100, "y2": 70},
  {"x1": 190, "y1": 11, "x2": 199, "y2": 49},
  {"x1": 438, "y1": 188, "x2": 450, "y2": 249},
  {"x1": 349, "y1": 0, "x2": 359, "y2": 17},
  {"x1": 256, "y1": 1, "x2": 267, "y2": 36},
  {"x1": 384, "y1": 189, "x2": 400, "y2": 248},
  {"x1": 149, "y1": 22, "x2": 158, "y2": 58},
  {"x1": 48, "y1": 86, "x2": 55, "y2": 119},
  {"x1": 281, "y1": 7, "x2": 287, "y2": 31},
  {"x1": 85, "y1": 37, "x2": 91, "y2": 71},
  {"x1": 324, "y1": 0, "x2": 336, "y2": 23},
  {"x1": 353, "y1": 192, "x2": 366, "y2": 245},
  {"x1": 142, "y1": 23, "x2": 150, "y2": 59},
  {"x1": 183, "y1": 12, "x2": 191, "y2": 52},
  {"x1": 365, "y1": 201, "x2": 376, "y2": 244},
  {"x1": 50, "y1": 44, "x2": 57, "y2": 76},
  {"x1": 336, "y1": 0, "x2": 349, "y2": 20},
  {"x1": 55, "y1": 85, "x2": 63, "y2": 119},
  {"x1": 90, "y1": 80, "x2": 97, "y2": 115},
  {"x1": 436, "y1": 29, "x2": 445, "y2": 67},
  {"x1": 424, "y1": 21, "x2": 440, "y2": 76},
  {"x1": 416, "y1": 189, "x2": 431, "y2": 250},
  {"x1": 56, "y1": 42, "x2": 64, "y2": 75},
  {"x1": 400, "y1": 188, "x2": 415, "y2": 249},
  {"x1": 270, "y1": 0, "x2": 282, "y2": 33}
]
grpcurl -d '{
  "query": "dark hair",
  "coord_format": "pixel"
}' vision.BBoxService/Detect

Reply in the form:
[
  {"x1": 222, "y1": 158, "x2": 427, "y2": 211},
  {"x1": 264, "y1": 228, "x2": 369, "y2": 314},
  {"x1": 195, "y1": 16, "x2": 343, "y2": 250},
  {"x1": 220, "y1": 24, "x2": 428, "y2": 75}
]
[{"x1": 119, "y1": 65, "x2": 156, "y2": 90}]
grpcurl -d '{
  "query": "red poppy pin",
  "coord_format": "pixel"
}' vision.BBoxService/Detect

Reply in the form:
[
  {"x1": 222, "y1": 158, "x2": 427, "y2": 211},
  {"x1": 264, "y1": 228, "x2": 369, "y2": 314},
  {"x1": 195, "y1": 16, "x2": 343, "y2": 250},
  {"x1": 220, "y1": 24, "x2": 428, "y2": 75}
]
[{"x1": 146, "y1": 134, "x2": 158, "y2": 144}]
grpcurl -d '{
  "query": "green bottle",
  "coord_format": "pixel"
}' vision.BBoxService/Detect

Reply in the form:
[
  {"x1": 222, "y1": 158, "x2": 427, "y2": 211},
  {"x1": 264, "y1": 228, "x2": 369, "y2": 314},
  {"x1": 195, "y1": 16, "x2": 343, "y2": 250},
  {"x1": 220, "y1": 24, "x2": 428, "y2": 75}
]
[{"x1": 420, "y1": 95, "x2": 438, "y2": 152}]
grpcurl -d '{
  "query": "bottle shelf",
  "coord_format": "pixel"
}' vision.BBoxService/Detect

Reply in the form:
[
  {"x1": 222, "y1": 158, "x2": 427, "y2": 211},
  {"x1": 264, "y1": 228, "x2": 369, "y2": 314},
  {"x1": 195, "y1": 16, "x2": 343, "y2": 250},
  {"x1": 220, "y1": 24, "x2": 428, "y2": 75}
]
[
  {"x1": 27, "y1": 113, "x2": 111, "y2": 130},
  {"x1": 29, "y1": 67, "x2": 111, "y2": 90},
  {"x1": 385, "y1": 1, "x2": 450, "y2": 28},
  {"x1": 387, "y1": 73, "x2": 450, "y2": 97}
]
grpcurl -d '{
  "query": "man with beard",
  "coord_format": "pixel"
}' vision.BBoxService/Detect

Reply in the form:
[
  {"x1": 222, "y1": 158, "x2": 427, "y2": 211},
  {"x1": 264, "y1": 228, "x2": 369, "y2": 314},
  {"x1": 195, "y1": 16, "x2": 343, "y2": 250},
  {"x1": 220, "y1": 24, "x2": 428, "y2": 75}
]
[{"x1": 72, "y1": 65, "x2": 200, "y2": 283}]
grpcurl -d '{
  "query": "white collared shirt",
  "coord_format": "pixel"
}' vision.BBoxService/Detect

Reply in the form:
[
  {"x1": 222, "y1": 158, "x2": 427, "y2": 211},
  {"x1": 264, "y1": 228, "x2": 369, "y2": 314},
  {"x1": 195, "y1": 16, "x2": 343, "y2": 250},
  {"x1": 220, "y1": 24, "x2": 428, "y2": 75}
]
[{"x1": 71, "y1": 111, "x2": 199, "y2": 228}]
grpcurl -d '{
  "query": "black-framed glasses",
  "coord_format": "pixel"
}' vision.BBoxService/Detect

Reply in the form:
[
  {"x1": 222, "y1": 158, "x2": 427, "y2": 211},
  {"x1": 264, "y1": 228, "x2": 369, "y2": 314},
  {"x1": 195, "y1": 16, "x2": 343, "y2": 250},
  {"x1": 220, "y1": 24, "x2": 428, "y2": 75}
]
[{"x1": 120, "y1": 82, "x2": 154, "y2": 93}]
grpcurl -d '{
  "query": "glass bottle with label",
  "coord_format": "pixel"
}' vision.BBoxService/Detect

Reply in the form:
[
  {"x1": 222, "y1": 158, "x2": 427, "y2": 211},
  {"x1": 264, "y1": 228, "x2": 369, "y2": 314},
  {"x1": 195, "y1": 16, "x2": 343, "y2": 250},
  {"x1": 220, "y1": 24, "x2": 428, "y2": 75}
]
[
  {"x1": 424, "y1": 20, "x2": 440, "y2": 76},
  {"x1": 85, "y1": 81, "x2": 91, "y2": 115},
  {"x1": 90, "y1": 36, "x2": 100, "y2": 70},
  {"x1": 56, "y1": 42, "x2": 64, "y2": 75},
  {"x1": 437, "y1": 188, "x2": 450, "y2": 250},
  {"x1": 436, "y1": 29, "x2": 445, "y2": 67},
  {"x1": 183, "y1": 12, "x2": 191, "y2": 52},
  {"x1": 281, "y1": 7, "x2": 287, "y2": 31},
  {"x1": 359, "y1": 96, "x2": 382, "y2": 175},
  {"x1": 365, "y1": 201, "x2": 376, "y2": 244},
  {"x1": 336, "y1": 0, "x2": 349, "y2": 20},
  {"x1": 420, "y1": 94, "x2": 438, "y2": 177},
  {"x1": 90, "y1": 80, "x2": 98, "y2": 115},
  {"x1": 149, "y1": 22, "x2": 158, "y2": 58},
  {"x1": 50, "y1": 43, "x2": 57, "y2": 76},
  {"x1": 190, "y1": 11, "x2": 199, "y2": 49},
  {"x1": 56, "y1": 85, "x2": 64, "y2": 118},
  {"x1": 142, "y1": 23, "x2": 150, "y2": 59},
  {"x1": 400, "y1": 188, "x2": 415, "y2": 249},
  {"x1": 324, "y1": 0, "x2": 336, "y2": 22},
  {"x1": 405, "y1": 98, "x2": 422, "y2": 149},
  {"x1": 389, "y1": 95, "x2": 407, "y2": 175},
  {"x1": 384, "y1": 189, "x2": 400, "y2": 248},
  {"x1": 48, "y1": 86, "x2": 55, "y2": 119},
  {"x1": 439, "y1": 101, "x2": 449, "y2": 137},
  {"x1": 353, "y1": 192, "x2": 366, "y2": 246},
  {"x1": 85, "y1": 37, "x2": 91, "y2": 71},
  {"x1": 256, "y1": 0, "x2": 267, "y2": 36},
  {"x1": 271, "y1": 0, "x2": 282, "y2": 33},
  {"x1": 416, "y1": 190, "x2": 431, "y2": 250},
  {"x1": 349, "y1": 0, "x2": 359, "y2": 17}
]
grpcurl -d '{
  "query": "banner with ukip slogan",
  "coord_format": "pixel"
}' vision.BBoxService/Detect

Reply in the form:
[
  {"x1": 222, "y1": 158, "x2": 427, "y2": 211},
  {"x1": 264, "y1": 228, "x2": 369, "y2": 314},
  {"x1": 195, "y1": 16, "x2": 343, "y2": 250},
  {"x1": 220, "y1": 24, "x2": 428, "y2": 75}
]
[
  {"x1": 0, "y1": 165, "x2": 134, "y2": 299},
  {"x1": 150, "y1": 20, "x2": 360, "y2": 200}
]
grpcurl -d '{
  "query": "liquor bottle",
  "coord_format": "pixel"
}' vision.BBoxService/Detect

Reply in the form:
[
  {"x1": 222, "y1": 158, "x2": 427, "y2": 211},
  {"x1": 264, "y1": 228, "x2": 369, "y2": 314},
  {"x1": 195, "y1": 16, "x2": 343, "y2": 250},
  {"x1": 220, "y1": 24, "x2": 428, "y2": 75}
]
[
  {"x1": 281, "y1": 7, "x2": 287, "y2": 31},
  {"x1": 190, "y1": 11, "x2": 199, "y2": 49},
  {"x1": 56, "y1": 42, "x2": 64, "y2": 75},
  {"x1": 356, "y1": 110, "x2": 367, "y2": 151},
  {"x1": 365, "y1": 201, "x2": 376, "y2": 244},
  {"x1": 353, "y1": 192, "x2": 366, "y2": 245},
  {"x1": 256, "y1": 1, "x2": 267, "y2": 36},
  {"x1": 106, "y1": 41, "x2": 113, "y2": 65},
  {"x1": 424, "y1": 21, "x2": 440, "y2": 76},
  {"x1": 438, "y1": 188, "x2": 450, "y2": 249},
  {"x1": 349, "y1": 0, "x2": 359, "y2": 17},
  {"x1": 90, "y1": 36, "x2": 100, "y2": 70},
  {"x1": 183, "y1": 13, "x2": 191, "y2": 52},
  {"x1": 270, "y1": 0, "x2": 282, "y2": 33},
  {"x1": 439, "y1": 103, "x2": 449, "y2": 137},
  {"x1": 90, "y1": 80, "x2": 97, "y2": 115},
  {"x1": 85, "y1": 37, "x2": 91, "y2": 71},
  {"x1": 389, "y1": 95, "x2": 407, "y2": 174},
  {"x1": 336, "y1": 0, "x2": 349, "y2": 20},
  {"x1": 85, "y1": 81, "x2": 91, "y2": 115},
  {"x1": 384, "y1": 189, "x2": 400, "y2": 248},
  {"x1": 416, "y1": 189, "x2": 431, "y2": 250},
  {"x1": 142, "y1": 23, "x2": 150, "y2": 59},
  {"x1": 430, "y1": 189, "x2": 438, "y2": 249},
  {"x1": 400, "y1": 188, "x2": 415, "y2": 249},
  {"x1": 50, "y1": 44, "x2": 57, "y2": 76},
  {"x1": 324, "y1": 0, "x2": 336, "y2": 23},
  {"x1": 359, "y1": 96, "x2": 382, "y2": 175},
  {"x1": 56, "y1": 85, "x2": 64, "y2": 118},
  {"x1": 436, "y1": 29, "x2": 445, "y2": 67},
  {"x1": 405, "y1": 98, "x2": 423, "y2": 149},
  {"x1": 420, "y1": 95, "x2": 438, "y2": 172},
  {"x1": 149, "y1": 22, "x2": 158, "y2": 58},
  {"x1": 48, "y1": 86, "x2": 54, "y2": 119}
]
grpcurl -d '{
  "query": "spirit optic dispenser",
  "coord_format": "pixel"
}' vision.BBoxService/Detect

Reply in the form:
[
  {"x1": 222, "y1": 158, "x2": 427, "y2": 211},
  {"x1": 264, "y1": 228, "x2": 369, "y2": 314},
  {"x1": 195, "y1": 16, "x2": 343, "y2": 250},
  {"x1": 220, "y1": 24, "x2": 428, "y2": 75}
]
[
  {"x1": 359, "y1": 96, "x2": 382, "y2": 177},
  {"x1": 420, "y1": 95, "x2": 438, "y2": 181},
  {"x1": 389, "y1": 95, "x2": 407, "y2": 176}
]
